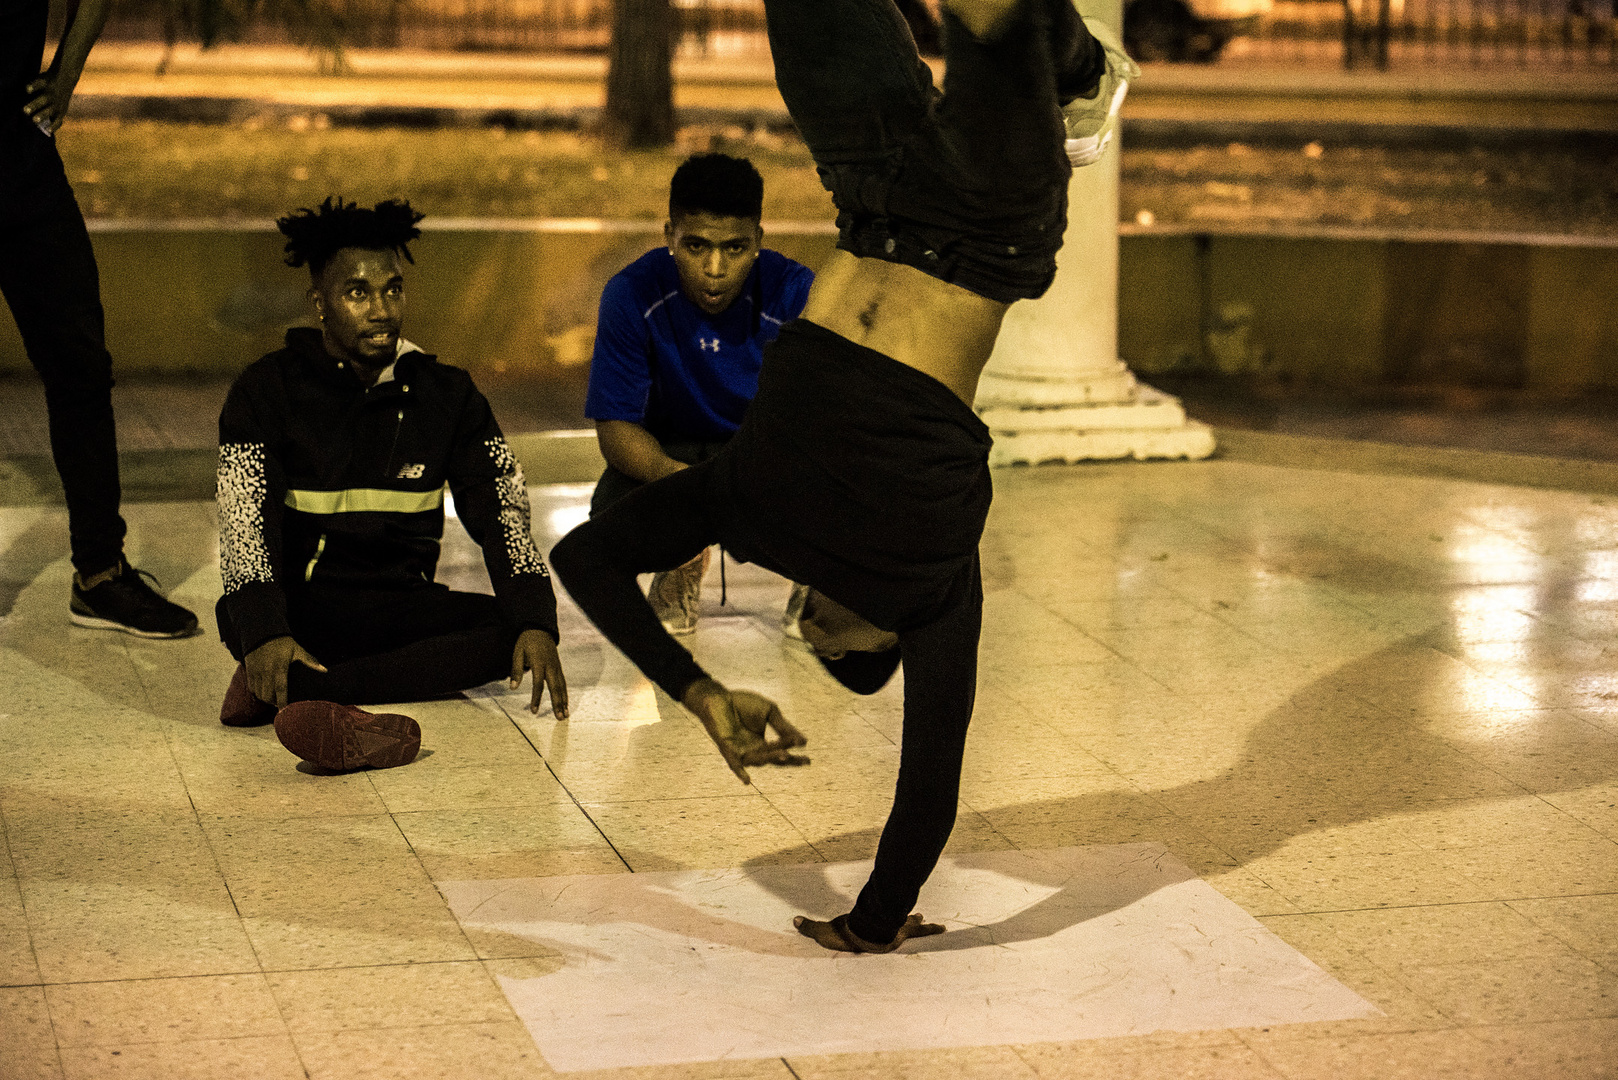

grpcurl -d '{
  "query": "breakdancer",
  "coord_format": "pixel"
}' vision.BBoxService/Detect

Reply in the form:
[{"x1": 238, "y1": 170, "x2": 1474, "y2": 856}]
[{"x1": 551, "y1": 0, "x2": 1136, "y2": 953}]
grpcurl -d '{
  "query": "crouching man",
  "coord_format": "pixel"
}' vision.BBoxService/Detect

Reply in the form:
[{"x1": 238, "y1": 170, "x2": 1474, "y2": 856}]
[
  {"x1": 586, "y1": 152, "x2": 814, "y2": 636},
  {"x1": 214, "y1": 197, "x2": 568, "y2": 771}
]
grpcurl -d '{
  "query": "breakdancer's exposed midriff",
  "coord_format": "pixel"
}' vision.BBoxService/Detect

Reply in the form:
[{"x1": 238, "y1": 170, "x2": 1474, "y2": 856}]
[{"x1": 801, "y1": 250, "x2": 1010, "y2": 406}]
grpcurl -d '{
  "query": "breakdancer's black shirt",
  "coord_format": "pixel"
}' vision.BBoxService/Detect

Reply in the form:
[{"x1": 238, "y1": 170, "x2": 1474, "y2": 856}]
[
  {"x1": 718, "y1": 319, "x2": 993, "y2": 636},
  {"x1": 553, "y1": 318, "x2": 994, "y2": 704}
]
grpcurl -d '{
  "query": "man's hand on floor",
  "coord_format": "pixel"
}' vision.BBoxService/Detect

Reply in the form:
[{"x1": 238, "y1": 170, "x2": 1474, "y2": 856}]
[
  {"x1": 681, "y1": 678, "x2": 808, "y2": 784},
  {"x1": 245, "y1": 635, "x2": 327, "y2": 709},
  {"x1": 511, "y1": 629, "x2": 569, "y2": 719}
]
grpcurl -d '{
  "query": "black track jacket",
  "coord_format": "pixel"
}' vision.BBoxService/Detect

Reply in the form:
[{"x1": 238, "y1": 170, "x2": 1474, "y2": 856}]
[{"x1": 217, "y1": 328, "x2": 558, "y2": 656}]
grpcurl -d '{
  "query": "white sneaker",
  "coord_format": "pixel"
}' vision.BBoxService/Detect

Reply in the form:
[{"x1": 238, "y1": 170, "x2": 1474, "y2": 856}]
[
  {"x1": 1062, "y1": 14, "x2": 1140, "y2": 168},
  {"x1": 649, "y1": 548, "x2": 710, "y2": 636}
]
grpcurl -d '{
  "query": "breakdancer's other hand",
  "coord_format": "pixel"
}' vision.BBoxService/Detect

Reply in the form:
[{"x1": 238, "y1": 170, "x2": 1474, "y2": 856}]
[{"x1": 681, "y1": 677, "x2": 808, "y2": 783}]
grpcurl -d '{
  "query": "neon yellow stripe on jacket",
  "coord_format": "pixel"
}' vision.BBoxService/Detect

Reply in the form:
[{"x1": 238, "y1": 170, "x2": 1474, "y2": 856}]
[{"x1": 284, "y1": 487, "x2": 445, "y2": 515}]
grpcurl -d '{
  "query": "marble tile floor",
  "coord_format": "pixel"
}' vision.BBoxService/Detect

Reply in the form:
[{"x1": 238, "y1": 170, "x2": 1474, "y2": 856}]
[{"x1": 2, "y1": 459, "x2": 1617, "y2": 1079}]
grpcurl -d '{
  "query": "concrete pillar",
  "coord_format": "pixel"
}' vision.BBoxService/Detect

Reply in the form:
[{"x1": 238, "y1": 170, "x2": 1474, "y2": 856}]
[{"x1": 974, "y1": 0, "x2": 1215, "y2": 465}]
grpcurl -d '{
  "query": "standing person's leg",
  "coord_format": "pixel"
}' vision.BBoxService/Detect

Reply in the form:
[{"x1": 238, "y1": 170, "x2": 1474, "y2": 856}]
[
  {"x1": 0, "y1": 138, "x2": 125, "y2": 580},
  {"x1": 0, "y1": 129, "x2": 197, "y2": 637}
]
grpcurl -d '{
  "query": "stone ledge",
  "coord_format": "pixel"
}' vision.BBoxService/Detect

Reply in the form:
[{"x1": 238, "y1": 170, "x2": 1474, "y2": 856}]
[
  {"x1": 1213, "y1": 428, "x2": 1618, "y2": 496},
  {"x1": 989, "y1": 423, "x2": 1217, "y2": 466}
]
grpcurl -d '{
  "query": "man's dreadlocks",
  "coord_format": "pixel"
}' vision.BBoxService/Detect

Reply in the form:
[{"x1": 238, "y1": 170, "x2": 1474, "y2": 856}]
[{"x1": 277, "y1": 197, "x2": 425, "y2": 277}]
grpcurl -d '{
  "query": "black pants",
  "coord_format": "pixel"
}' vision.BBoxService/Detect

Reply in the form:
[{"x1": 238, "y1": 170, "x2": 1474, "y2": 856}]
[
  {"x1": 589, "y1": 437, "x2": 731, "y2": 517},
  {"x1": 0, "y1": 120, "x2": 126, "y2": 577},
  {"x1": 216, "y1": 585, "x2": 518, "y2": 706},
  {"x1": 555, "y1": 461, "x2": 982, "y2": 945},
  {"x1": 765, "y1": 0, "x2": 1101, "y2": 301}
]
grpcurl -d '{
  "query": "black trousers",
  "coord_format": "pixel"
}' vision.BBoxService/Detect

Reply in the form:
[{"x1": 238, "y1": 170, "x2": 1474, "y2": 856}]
[
  {"x1": 0, "y1": 119, "x2": 126, "y2": 577},
  {"x1": 764, "y1": 0, "x2": 1101, "y2": 301},
  {"x1": 216, "y1": 584, "x2": 518, "y2": 706}
]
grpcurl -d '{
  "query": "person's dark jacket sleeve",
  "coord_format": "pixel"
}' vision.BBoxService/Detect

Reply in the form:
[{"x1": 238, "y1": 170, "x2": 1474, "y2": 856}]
[
  {"x1": 444, "y1": 385, "x2": 561, "y2": 643},
  {"x1": 217, "y1": 366, "x2": 293, "y2": 655}
]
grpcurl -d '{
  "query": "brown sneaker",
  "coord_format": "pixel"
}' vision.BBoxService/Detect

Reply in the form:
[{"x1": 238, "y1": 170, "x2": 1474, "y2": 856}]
[
  {"x1": 648, "y1": 547, "x2": 710, "y2": 636},
  {"x1": 273, "y1": 701, "x2": 421, "y2": 772},
  {"x1": 220, "y1": 664, "x2": 276, "y2": 727}
]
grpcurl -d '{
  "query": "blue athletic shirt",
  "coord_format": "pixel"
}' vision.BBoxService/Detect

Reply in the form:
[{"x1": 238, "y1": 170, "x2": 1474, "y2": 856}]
[{"x1": 585, "y1": 247, "x2": 814, "y2": 442}]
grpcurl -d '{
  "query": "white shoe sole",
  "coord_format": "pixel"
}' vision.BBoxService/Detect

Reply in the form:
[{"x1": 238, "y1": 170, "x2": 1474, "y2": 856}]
[
  {"x1": 1065, "y1": 78, "x2": 1130, "y2": 167},
  {"x1": 69, "y1": 610, "x2": 195, "y2": 639}
]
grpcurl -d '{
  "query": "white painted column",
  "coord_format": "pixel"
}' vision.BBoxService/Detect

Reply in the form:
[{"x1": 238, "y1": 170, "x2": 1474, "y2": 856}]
[{"x1": 973, "y1": 0, "x2": 1214, "y2": 465}]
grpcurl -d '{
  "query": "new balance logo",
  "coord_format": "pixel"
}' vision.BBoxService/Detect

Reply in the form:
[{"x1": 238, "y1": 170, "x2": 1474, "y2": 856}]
[
  {"x1": 396, "y1": 463, "x2": 426, "y2": 479},
  {"x1": 698, "y1": 337, "x2": 721, "y2": 353}
]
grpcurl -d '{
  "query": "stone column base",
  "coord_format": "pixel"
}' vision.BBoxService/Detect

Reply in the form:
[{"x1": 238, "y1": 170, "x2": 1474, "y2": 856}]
[{"x1": 977, "y1": 381, "x2": 1217, "y2": 466}]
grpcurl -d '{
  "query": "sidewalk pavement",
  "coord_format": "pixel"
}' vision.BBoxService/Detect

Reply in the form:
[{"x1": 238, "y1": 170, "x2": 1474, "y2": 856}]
[{"x1": 71, "y1": 42, "x2": 1618, "y2": 138}]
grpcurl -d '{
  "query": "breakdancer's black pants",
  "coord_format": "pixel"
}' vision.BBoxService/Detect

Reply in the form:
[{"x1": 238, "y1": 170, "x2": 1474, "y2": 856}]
[
  {"x1": 765, "y1": 0, "x2": 1101, "y2": 302},
  {"x1": 0, "y1": 117, "x2": 127, "y2": 578}
]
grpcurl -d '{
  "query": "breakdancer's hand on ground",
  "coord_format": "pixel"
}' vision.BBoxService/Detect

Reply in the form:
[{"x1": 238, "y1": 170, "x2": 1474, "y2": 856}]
[
  {"x1": 794, "y1": 913, "x2": 945, "y2": 954},
  {"x1": 681, "y1": 678, "x2": 808, "y2": 783},
  {"x1": 245, "y1": 635, "x2": 327, "y2": 709},
  {"x1": 510, "y1": 628, "x2": 569, "y2": 719}
]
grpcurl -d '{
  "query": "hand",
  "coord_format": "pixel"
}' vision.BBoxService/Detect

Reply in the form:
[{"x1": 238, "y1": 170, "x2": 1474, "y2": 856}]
[
  {"x1": 22, "y1": 73, "x2": 75, "y2": 136},
  {"x1": 245, "y1": 635, "x2": 327, "y2": 709},
  {"x1": 680, "y1": 678, "x2": 808, "y2": 784},
  {"x1": 510, "y1": 628, "x2": 569, "y2": 719},
  {"x1": 794, "y1": 912, "x2": 945, "y2": 953}
]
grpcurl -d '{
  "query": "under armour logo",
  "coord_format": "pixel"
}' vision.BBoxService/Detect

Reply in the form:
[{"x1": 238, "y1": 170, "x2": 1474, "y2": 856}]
[
  {"x1": 396, "y1": 463, "x2": 426, "y2": 479},
  {"x1": 698, "y1": 337, "x2": 721, "y2": 353}
]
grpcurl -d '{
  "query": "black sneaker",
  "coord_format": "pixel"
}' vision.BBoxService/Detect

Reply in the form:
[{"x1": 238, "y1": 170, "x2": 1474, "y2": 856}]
[{"x1": 70, "y1": 560, "x2": 200, "y2": 638}]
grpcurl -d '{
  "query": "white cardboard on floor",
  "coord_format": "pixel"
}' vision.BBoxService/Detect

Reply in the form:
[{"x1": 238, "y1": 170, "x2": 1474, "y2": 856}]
[{"x1": 440, "y1": 844, "x2": 1379, "y2": 1072}]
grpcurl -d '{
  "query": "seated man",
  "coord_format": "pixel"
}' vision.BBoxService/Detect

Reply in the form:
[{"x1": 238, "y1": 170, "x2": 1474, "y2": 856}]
[
  {"x1": 215, "y1": 197, "x2": 568, "y2": 771},
  {"x1": 585, "y1": 152, "x2": 813, "y2": 635},
  {"x1": 552, "y1": 0, "x2": 1134, "y2": 952}
]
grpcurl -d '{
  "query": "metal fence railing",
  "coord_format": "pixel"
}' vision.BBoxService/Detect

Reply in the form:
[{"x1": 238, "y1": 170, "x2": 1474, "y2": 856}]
[
  {"x1": 96, "y1": 0, "x2": 767, "y2": 55},
  {"x1": 1227, "y1": 0, "x2": 1618, "y2": 68},
  {"x1": 94, "y1": 0, "x2": 1617, "y2": 68}
]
